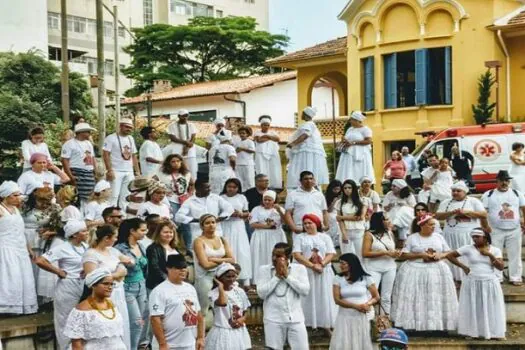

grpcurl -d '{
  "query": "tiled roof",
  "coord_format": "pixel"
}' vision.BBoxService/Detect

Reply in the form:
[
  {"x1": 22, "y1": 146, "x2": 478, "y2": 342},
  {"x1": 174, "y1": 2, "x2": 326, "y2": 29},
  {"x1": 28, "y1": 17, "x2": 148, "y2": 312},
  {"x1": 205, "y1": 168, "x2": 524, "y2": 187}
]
[
  {"x1": 508, "y1": 10, "x2": 525, "y2": 25},
  {"x1": 266, "y1": 37, "x2": 347, "y2": 66},
  {"x1": 121, "y1": 71, "x2": 297, "y2": 105},
  {"x1": 492, "y1": 6, "x2": 525, "y2": 28}
]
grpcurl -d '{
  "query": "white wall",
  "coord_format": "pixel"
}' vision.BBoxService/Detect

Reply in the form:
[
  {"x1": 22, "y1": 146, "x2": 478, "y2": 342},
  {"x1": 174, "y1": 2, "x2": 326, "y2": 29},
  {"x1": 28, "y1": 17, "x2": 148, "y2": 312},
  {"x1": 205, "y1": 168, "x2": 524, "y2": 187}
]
[{"x1": 312, "y1": 85, "x2": 340, "y2": 119}]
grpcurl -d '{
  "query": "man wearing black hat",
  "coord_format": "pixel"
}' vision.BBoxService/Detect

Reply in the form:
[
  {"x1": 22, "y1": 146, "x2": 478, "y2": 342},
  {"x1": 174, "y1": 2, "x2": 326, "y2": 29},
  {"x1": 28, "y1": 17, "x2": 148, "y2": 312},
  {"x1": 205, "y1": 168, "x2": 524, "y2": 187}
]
[
  {"x1": 482, "y1": 170, "x2": 525, "y2": 286},
  {"x1": 149, "y1": 255, "x2": 204, "y2": 350}
]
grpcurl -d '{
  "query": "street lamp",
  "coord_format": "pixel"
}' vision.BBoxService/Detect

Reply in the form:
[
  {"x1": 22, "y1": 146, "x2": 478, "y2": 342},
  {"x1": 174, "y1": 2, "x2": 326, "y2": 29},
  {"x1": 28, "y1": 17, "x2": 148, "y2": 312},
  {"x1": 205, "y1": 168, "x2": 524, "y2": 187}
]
[{"x1": 484, "y1": 60, "x2": 502, "y2": 122}]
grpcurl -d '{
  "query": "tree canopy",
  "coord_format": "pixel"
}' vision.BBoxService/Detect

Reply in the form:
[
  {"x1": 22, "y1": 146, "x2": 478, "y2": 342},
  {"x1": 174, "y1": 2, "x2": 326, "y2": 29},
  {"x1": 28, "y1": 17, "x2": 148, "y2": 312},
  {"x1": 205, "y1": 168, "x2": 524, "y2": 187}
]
[{"x1": 123, "y1": 16, "x2": 289, "y2": 96}]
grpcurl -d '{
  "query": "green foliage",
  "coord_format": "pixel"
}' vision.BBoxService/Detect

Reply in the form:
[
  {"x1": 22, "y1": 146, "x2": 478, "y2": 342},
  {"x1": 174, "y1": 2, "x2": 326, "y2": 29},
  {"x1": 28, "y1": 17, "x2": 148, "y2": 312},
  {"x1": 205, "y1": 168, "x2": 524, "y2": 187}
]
[
  {"x1": 123, "y1": 16, "x2": 289, "y2": 96},
  {"x1": 472, "y1": 70, "x2": 496, "y2": 125}
]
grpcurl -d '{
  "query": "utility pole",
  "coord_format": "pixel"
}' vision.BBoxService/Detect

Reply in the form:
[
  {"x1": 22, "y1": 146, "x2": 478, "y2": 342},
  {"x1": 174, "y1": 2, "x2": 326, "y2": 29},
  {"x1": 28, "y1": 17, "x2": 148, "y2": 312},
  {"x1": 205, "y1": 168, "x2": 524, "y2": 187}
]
[
  {"x1": 113, "y1": 5, "x2": 120, "y2": 130},
  {"x1": 60, "y1": 0, "x2": 70, "y2": 125},
  {"x1": 96, "y1": 0, "x2": 106, "y2": 153}
]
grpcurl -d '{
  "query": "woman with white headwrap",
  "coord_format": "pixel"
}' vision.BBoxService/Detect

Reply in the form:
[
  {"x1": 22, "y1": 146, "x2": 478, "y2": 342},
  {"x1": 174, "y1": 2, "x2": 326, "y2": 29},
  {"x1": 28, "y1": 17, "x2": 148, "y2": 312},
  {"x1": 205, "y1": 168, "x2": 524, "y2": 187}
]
[
  {"x1": 0, "y1": 181, "x2": 37, "y2": 315},
  {"x1": 207, "y1": 117, "x2": 227, "y2": 149},
  {"x1": 435, "y1": 181, "x2": 487, "y2": 282},
  {"x1": 209, "y1": 129, "x2": 238, "y2": 194},
  {"x1": 35, "y1": 220, "x2": 89, "y2": 349},
  {"x1": 249, "y1": 190, "x2": 287, "y2": 284},
  {"x1": 382, "y1": 179, "x2": 416, "y2": 247},
  {"x1": 254, "y1": 115, "x2": 282, "y2": 189},
  {"x1": 64, "y1": 268, "x2": 127, "y2": 349},
  {"x1": 335, "y1": 111, "x2": 375, "y2": 184},
  {"x1": 286, "y1": 107, "x2": 329, "y2": 189}
]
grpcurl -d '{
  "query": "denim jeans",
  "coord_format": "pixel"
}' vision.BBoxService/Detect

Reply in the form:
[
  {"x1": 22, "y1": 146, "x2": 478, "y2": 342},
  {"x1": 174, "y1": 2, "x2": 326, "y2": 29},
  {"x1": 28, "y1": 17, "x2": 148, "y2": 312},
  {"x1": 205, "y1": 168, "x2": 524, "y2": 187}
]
[
  {"x1": 124, "y1": 280, "x2": 149, "y2": 350},
  {"x1": 170, "y1": 201, "x2": 192, "y2": 253}
]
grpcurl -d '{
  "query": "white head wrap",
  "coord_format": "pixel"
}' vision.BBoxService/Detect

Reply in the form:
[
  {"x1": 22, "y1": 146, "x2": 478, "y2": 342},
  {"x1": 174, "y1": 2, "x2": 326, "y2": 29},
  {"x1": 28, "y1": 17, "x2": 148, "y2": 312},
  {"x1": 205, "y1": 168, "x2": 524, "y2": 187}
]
[
  {"x1": 263, "y1": 190, "x2": 276, "y2": 201},
  {"x1": 359, "y1": 176, "x2": 372, "y2": 185},
  {"x1": 392, "y1": 179, "x2": 408, "y2": 189},
  {"x1": 0, "y1": 181, "x2": 20, "y2": 198},
  {"x1": 178, "y1": 109, "x2": 189, "y2": 116},
  {"x1": 215, "y1": 262, "x2": 237, "y2": 278},
  {"x1": 302, "y1": 106, "x2": 317, "y2": 118},
  {"x1": 64, "y1": 220, "x2": 87, "y2": 239},
  {"x1": 350, "y1": 110, "x2": 366, "y2": 122},
  {"x1": 470, "y1": 228, "x2": 486, "y2": 237},
  {"x1": 451, "y1": 181, "x2": 469, "y2": 194},
  {"x1": 217, "y1": 129, "x2": 233, "y2": 142},
  {"x1": 259, "y1": 117, "x2": 272, "y2": 125},
  {"x1": 85, "y1": 268, "x2": 112, "y2": 288},
  {"x1": 25, "y1": 181, "x2": 45, "y2": 196},
  {"x1": 214, "y1": 117, "x2": 226, "y2": 126},
  {"x1": 94, "y1": 180, "x2": 111, "y2": 193}
]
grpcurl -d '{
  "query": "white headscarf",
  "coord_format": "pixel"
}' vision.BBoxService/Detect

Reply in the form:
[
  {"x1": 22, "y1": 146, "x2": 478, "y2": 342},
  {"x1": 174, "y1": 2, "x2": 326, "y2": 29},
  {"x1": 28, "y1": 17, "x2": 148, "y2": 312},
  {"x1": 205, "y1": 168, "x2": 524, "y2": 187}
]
[
  {"x1": 94, "y1": 180, "x2": 111, "y2": 193},
  {"x1": 263, "y1": 190, "x2": 277, "y2": 201},
  {"x1": 214, "y1": 117, "x2": 226, "y2": 126},
  {"x1": 303, "y1": 106, "x2": 317, "y2": 118},
  {"x1": 64, "y1": 220, "x2": 87, "y2": 239},
  {"x1": 215, "y1": 262, "x2": 236, "y2": 278},
  {"x1": 392, "y1": 179, "x2": 408, "y2": 189},
  {"x1": 85, "y1": 268, "x2": 112, "y2": 288},
  {"x1": 359, "y1": 176, "x2": 372, "y2": 185},
  {"x1": 451, "y1": 181, "x2": 469, "y2": 194},
  {"x1": 350, "y1": 110, "x2": 366, "y2": 122},
  {"x1": 259, "y1": 117, "x2": 272, "y2": 125},
  {"x1": 0, "y1": 181, "x2": 20, "y2": 198},
  {"x1": 217, "y1": 129, "x2": 233, "y2": 142}
]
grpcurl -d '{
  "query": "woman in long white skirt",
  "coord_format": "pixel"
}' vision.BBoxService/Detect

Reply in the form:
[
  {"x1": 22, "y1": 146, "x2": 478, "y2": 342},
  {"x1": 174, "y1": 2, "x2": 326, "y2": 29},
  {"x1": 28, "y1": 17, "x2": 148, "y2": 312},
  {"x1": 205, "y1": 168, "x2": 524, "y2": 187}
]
[
  {"x1": 209, "y1": 130, "x2": 237, "y2": 194},
  {"x1": 435, "y1": 181, "x2": 486, "y2": 282},
  {"x1": 510, "y1": 142, "x2": 525, "y2": 192},
  {"x1": 249, "y1": 190, "x2": 287, "y2": 284},
  {"x1": 391, "y1": 215, "x2": 466, "y2": 331},
  {"x1": 329, "y1": 253, "x2": 379, "y2": 350},
  {"x1": 292, "y1": 214, "x2": 337, "y2": 331},
  {"x1": 335, "y1": 111, "x2": 375, "y2": 184},
  {"x1": 334, "y1": 180, "x2": 366, "y2": 258},
  {"x1": 254, "y1": 116, "x2": 282, "y2": 189},
  {"x1": 220, "y1": 179, "x2": 252, "y2": 287},
  {"x1": 445, "y1": 228, "x2": 506, "y2": 339}
]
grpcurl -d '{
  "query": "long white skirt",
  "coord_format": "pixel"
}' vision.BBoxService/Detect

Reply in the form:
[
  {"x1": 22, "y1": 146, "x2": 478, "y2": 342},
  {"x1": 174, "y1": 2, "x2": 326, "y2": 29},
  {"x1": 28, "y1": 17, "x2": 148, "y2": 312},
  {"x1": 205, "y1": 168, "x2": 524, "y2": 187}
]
[
  {"x1": 442, "y1": 225, "x2": 476, "y2": 281},
  {"x1": 303, "y1": 266, "x2": 337, "y2": 329},
  {"x1": 251, "y1": 228, "x2": 287, "y2": 284},
  {"x1": 287, "y1": 151, "x2": 329, "y2": 188},
  {"x1": 255, "y1": 153, "x2": 283, "y2": 189},
  {"x1": 329, "y1": 308, "x2": 373, "y2": 350},
  {"x1": 38, "y1": 238, "x2": 65, "y2": 299},
  {"x1": 235, "y1": 165, "x2": 255, "y2": 192},
  {"x1": 210, "y1": 166, "x2": 237, "y2": 194},
  {"x1": 391, "y1": 260, "x2": 458, "y2": 331},
  {"x1": 458, "y1": 275, "x2": 506, "y2": 339},
  {"x1": 222, "y1": 219, "x2": 252, "y2": 281},
  {"x1": 336, "y1": 151, "x2": 375, "y2": 184},
  {"x1": 55, "y1": 278, "x2": 84, "y2": 350},
  {"x1": 205, "y1": 326, "x2": 251, "y2": 350},
  {"x1": 511, "y1": 169, "x2": 525, "y2": 192},
  {"x1": 111, "y1": 282, "x2": 131, "y2": 350}
]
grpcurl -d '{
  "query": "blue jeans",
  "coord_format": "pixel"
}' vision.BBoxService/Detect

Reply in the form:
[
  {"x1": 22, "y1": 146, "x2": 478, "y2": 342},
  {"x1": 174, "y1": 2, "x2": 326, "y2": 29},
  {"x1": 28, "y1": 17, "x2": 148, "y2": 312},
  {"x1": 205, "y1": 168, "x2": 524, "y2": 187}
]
[
  {"x1": 124, "y1": 280, "x2": 148, "y2": 350},
  {"x1": 170, "y1": 202, "x2": 192, "y2": 253}
]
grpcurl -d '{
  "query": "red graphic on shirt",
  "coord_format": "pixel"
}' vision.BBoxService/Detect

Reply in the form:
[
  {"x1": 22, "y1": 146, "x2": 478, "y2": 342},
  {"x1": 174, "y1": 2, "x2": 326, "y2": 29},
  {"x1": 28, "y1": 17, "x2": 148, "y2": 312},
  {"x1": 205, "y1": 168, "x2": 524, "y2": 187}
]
[
  {"x1": 309, "y1": 248, "x2": 323, "y2": 265},
  {"x1": 182, "y1": 299, "x2": 198, "y2": 326},
  {"x1": 498, "y1": 203, "x2": 515, "y2": 220},
  {"x1": 83, "y1": 151, "x2": 94, "y2": 166},
  {"x1": 228, "y1": 305, "x2": 243, "y2": 328},
  {"x1": 122, "y1": 145, "x2": 132, "y2": 160}
]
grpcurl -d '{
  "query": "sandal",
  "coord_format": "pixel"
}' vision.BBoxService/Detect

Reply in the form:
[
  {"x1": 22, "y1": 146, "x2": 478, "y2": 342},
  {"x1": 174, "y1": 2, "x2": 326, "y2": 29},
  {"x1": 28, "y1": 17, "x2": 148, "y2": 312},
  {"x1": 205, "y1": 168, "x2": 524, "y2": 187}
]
[{"x1": 511, "y1": 281, "x2": 523, "y2": 286}]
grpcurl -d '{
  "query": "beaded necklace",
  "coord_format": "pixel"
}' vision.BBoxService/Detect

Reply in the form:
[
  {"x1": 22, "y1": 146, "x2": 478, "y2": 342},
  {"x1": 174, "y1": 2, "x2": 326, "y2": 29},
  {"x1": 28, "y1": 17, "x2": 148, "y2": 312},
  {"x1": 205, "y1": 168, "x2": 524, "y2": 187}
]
[
  {"x1": 444, "y1": 198, "x2": 469, "y2": 228},
  {"x1": 88, "y1": 297, "x2": 116, "y2": 320}
]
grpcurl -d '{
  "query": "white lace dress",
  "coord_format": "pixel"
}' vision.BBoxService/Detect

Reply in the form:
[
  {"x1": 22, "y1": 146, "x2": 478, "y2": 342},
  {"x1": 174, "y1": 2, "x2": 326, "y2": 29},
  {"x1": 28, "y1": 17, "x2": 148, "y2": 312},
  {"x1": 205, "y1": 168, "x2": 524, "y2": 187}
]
[
  {"x1": 64, "y1": 308, "x2": 127, "y2": 349},
  {"x1": 335, "y1": 126, "x2": 375, "y2": 184}
]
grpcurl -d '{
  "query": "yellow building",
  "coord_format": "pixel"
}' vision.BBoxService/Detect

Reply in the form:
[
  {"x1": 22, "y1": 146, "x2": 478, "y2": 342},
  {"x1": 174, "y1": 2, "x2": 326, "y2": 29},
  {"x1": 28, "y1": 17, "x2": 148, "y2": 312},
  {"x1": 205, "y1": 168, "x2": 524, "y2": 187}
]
[{"x1": 267, "y1": 0, "x2": 525, "y2": 183}]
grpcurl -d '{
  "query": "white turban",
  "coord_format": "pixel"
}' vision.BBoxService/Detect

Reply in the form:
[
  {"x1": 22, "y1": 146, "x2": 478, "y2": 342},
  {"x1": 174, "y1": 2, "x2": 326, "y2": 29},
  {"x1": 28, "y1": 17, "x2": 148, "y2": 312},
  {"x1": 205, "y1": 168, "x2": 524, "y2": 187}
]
[
  {"x1": 94, "y1": 180, "x2": 111, "y2": 193},
  {"x1": 303, "y1": 106, "x2": 317, "y2": 118},
  {"x1": 25, "y1": 181, "x2": 45, "y2": 196},
  {"x1": 263, "y1": 190, "x2": 276, "y2": 201},
  {"x1": 0, "y1": 181, "x2": 20, "y2": 198},
  {"x1": 85, "y1": 268, "x2": 112, "y2": 288},
  {"x1": 351, "y1": 110, "x2": 366, "y2": 122},
  {"x1": 217, "y1": 129, "x2": 233, "y2": 142},
  {"x1": 178, "y1": 109, "x2": 189, "y2": 116},
  {"x1": 359, "y1": 176, "x2": 372, "y2": 185},
  {"x1": 64, "y1": 220, "x2": 87, "y2": 239},
  {"x1": 214, "y1": 117, "x2": 226, "y2": 126},
  {"x1": 392, "y1": 179, "x2": 408, "y2": 189},
  {"x1": 215, "y1": 262, "x2": 236, "y2": 278},
  {"x1": 470, "y1": 228, "x2": 486, "y2": 237},
  {"x1": 259, "y1": 117, "x2": 272, "y2": 125},
  {"x1": 451, "y1": 181, "x2": 469, "y2": 194}
]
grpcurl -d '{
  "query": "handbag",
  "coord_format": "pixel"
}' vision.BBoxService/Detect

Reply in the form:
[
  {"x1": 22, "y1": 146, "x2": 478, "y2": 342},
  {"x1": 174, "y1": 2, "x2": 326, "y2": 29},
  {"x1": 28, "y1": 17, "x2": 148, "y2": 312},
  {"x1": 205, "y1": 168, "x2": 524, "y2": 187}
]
[{"x1": 371, "y1": 303, "x2": 392, "y2": 341}]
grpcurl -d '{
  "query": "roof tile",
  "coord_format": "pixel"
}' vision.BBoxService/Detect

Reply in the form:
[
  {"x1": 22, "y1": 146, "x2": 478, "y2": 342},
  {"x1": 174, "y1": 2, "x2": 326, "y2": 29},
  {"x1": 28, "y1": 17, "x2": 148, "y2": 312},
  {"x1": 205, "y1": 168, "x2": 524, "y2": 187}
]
[
  {"x1": 509, "y1": 10, "x2": 525, "y2": 25},
  {"x1": 266, "y1": 37, "x2": 347, "y2": 66}
]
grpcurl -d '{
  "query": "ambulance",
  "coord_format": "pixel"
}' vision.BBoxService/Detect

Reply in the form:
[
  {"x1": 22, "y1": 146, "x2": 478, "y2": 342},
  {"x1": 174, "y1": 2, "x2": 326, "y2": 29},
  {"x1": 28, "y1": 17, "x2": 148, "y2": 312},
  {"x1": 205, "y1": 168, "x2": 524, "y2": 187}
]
[{"x1": 413, "y1": 123, "x2": 525, "y2": 193}]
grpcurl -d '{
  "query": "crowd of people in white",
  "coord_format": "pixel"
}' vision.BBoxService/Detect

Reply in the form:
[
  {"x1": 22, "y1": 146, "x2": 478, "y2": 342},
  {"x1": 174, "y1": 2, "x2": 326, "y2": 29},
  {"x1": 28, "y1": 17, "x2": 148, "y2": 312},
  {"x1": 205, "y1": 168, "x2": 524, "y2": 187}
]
[{"x1": 0, "y1": 107, "x2": 524, "y2": 350}]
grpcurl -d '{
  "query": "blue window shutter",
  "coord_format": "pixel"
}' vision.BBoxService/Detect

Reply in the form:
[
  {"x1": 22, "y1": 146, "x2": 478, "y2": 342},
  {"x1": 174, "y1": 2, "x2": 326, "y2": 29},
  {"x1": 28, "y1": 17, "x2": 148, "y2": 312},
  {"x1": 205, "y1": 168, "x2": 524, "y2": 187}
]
[
  {"x1": 384, "y1": 53, "x2": 397, "y2": 109},
  {"x1": 415, "y1": 48, "x2": 428, "y2": 106},
  {"x1": 445, "y1": 46, "x2": 452, "y2": 104},
  {"x1": 364, "y1": 57, "x2": 375, "y2": 111}
]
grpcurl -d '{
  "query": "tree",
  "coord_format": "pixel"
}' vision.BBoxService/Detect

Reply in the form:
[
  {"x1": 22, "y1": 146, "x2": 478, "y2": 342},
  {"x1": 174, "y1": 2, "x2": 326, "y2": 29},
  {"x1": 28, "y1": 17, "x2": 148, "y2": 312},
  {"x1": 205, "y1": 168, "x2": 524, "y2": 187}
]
[
  {"x1": 123, "y1": 16, "x2": 289, "y2": 96},
  {"x1": 472, "y1": 70, "x2": 496, "y2": 125}
]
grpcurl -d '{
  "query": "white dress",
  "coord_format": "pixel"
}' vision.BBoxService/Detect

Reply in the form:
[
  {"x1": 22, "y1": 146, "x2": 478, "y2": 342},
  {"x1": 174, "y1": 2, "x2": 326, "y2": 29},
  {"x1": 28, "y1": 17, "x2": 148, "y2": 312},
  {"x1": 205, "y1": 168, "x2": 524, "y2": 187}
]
[
  {"x1": 329, "y1": 276, "x2": 374, "y2": 350},
  {"x1": 82, "y1": 248, "x2": 131, "y2": 349},
  {"x1": 220, "y1": 194, "x2": 252, "y2": 281},
  {"x1": 510, "y1": 152, "x2": 525, "y2": 192},
  {"x1": 234, "y1": 138, "x2": 256, "y2": 191},
  {"x1": 391, "y1": 233, "x2": 458, "y2": 331},
  {"x1": 205, "y1": 286, "x2": 252, "y2": 350},
  {"x1": 287, "y1": 121, "x2": 329, "y2": 188},
  {"x1": 249, "y1": 206, "x2": 287, "y2": 283},
  {"x1": 254, "y1": 130, "x2": 282, "y2": 189},
  {"x1": 430, "y1": 170, "x2": 453, "y2": 203},
  {"x1": 209, "y1": 144, "x2": 237, "y2": 194},
  {"x1": 292, "y1": 233, "x2": 337, "y2": 328},
  {"x1": 335, "y1": 126, "x2": 375, "y2": 184},
  {"x1": 0, "y1": 206, "x2": 37, "y2": 314},
  {"x1": 64, "y1": 308, "x2": 127, "y2": 350},
  {"x1": 457, "y1": 245, "x2": 506, "y2": 339}
]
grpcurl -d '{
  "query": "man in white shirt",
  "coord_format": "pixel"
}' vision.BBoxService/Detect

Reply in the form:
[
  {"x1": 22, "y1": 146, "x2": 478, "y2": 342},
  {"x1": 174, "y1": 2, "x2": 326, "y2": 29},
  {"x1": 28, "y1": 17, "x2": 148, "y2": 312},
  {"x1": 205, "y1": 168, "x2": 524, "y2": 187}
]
[
  {"x1": 285, "y1": 171, "x2": 329, "y2": 234},
  {"x1": 175, "y1": 177, "x2": 234, "y2": 253},
  {"x1": 165, "y1": 110, "x2": 198, "y2": 179},
  {"x1": 139, "y1": 126, "x2": 163, "y2": 177},
  {"x1": 61, "y1": 122, "x2": 97, "y2": 207},
  {"x1": 482, "y1": 170, "x2": 525, "y2": 285},
  {"x1": 257, "y1": 243, "x2": 310, "y2": 350},
  {"x1": 103, "y1": 118, "x2": 141, "y2": 209},
  {"x1": 149, "y1": 254, "x2": 205, "y2": 350}
]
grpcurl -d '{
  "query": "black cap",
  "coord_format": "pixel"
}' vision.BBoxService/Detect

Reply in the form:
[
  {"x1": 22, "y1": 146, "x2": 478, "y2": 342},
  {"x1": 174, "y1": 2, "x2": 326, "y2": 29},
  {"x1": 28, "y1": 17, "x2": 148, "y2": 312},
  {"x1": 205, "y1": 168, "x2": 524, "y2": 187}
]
[
  {"x1": 496, "y1": 170, "x2": 513, "y2": 181},
  {"x1": 166, "y1": 254, "x2": 187, "y2": 269}
]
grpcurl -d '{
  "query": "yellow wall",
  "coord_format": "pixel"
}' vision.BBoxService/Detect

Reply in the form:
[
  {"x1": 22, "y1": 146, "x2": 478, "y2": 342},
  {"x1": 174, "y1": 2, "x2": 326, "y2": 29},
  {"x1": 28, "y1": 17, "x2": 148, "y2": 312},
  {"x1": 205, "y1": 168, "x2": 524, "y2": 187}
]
[{"x1": 509, "y1": 36, "x2": 525, "y2": 119}]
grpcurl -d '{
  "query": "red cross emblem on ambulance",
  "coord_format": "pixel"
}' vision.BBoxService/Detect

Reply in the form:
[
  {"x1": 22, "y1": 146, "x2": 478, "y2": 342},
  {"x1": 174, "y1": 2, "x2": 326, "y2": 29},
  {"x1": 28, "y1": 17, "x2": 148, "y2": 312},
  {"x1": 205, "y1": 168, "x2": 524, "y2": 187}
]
[{"x1": 474, "y1": 139, "x2": 501, "y2": 161}]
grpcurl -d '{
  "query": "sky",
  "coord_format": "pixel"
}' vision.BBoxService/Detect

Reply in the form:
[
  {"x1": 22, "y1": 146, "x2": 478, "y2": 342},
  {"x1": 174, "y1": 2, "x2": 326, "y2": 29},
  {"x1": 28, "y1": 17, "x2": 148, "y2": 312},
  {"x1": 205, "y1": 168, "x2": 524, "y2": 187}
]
[{"x1": 269, "y1": 0, "x2": 349, "y2": 52}]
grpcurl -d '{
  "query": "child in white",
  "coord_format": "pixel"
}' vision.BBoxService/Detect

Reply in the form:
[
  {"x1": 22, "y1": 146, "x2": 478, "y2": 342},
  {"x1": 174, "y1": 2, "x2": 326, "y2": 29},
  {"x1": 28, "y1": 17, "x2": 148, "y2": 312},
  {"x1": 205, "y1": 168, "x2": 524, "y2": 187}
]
[
  {"x1": 84, "y1": 180, "x2": 112, "y2": 228},
  {"x1": 234, "y1": 126, "x2": 255, "y2": 191}
]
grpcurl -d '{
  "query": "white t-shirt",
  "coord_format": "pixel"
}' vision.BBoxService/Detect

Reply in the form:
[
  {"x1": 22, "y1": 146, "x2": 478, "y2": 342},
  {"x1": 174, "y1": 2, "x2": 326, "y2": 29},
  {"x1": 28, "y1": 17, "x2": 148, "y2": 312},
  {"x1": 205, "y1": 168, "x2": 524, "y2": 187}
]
[
  {"x1": 42, "y1": 242, "x2": 88, "y2": 279},
  {"x1": 18, "y1": 170, "x2": 61, "y2": 194},
  {"x1": 482, "y1": 189, "x2": 525, "y2": 230},
  {"x1": 402, "y1": 233, "x2": 450, "y2": 263},
  {"x1": 167, "y1": 122, "x2": 197, "y2": 158},
  {"x1": 61, "y1": 205, "x2": 83, "y2": 222},
  {"x1": 139, "y1": 140, "x2": 163, "y2": 177},
  {"x1": 335, "y1": 199, "x2": 365, "y2": 230},
  {"x1": 21, "y1": 140, "x2": 52, "y2": 169},
  {"x1": 438, "y1": 197, "x2": 485, "y2": 229},
  {"x1": 285, "y1": 187, "x2": 327, "y2": 227},
  {"x1": 291, "y1": 121, "x2": 325, "y2": 155},
  {"x1": 234, "y1": 139, "x2": 255, "y2": 166},
  {"x1": 84, "y1": 200, "x2": 110, "y2": 221},
  {"x1": 137, "y1": 201, "x2": 171, "y2": 219},
  {"x1": 61, "y1": 138, "x2": 95, "y2": 171},
  {"x1": 292, "y1": 232, "x2": 336, "y2": 261},
  {"x1": 208, "y1": 285, "x2": 250, "y2": 328},
  {"x1": 333, "y1": 275, "x2": 374, "y2": 304},
  {"x1": 103, "y1": 133, "x2": 137, "y2": 172},
  {"x1": 156, "y1": 171, "x2": 192, "y2": 204},
  {"x1": 209, "y1": 144, "x2": 236, "y2": 168},
  {"x1": 149, "y1": 280, "x2": 201, "y2": 348},
  {"x1": 457, "y1": 244, "x2": 502, "y2": 278}
]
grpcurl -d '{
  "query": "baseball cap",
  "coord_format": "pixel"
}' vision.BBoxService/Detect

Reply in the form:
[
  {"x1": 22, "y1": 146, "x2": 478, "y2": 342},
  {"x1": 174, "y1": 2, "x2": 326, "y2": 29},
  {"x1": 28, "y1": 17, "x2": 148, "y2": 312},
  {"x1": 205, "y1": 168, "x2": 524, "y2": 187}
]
[{"x1": 379, "y1": 328, "x2": 408, "y2": 345}]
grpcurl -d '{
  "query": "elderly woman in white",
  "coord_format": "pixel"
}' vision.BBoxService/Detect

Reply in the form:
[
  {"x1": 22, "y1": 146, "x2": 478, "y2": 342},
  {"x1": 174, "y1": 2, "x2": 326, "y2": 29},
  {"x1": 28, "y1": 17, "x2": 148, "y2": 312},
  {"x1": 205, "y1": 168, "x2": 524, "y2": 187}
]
[
  {"x1": 254, "y1": 115, "x2": 282, "y2": 189},
  {"x1": 336, "y1": 111, "x2": 375, "y2": 184},
  {"x1": 286, "y1": 107, "x2": 329, "y2": 189}
]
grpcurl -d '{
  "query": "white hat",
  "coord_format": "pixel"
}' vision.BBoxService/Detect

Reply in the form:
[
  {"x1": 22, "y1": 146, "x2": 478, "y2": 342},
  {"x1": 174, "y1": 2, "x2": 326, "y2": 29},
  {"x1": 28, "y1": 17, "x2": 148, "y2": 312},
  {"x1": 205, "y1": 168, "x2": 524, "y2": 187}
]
[
  {"x1": 74, "y1": 122, "x2": 96, "y2": 133},
  {"x1": 0, "y1": 181, "x2": 20, "y2": 198},
  {"x1": 85, "y1": 268, "x2": 112, "y2": 288},
  {"x1": 451, "y1": 181, "x2": 469, "y2": 194},
  {"x1": 392, "y1": 179, "x2": 408, "y2": 189},
  {"x1": 94, "y1": 180, "x2": 111, "y2": 193},
  {"x1": 178, "y1": 109, "x2": 189, "y2": 116},
  {"x1": 263, "y1": 190, "x2": 276, "y2": 201},
  {"x1": 119, "y1": 118, "x2": 133, "y2": 126},
  {"x1": 64, "y1": 220, "x2": 87, "y2": 239},
  {"x1": 215, "y1": 263, "x2": 237, "y2": 278},
  {"x1": 350, "y1": 110, "x2": 366, "y2": 122},
  {"x1": 214, "y1": 117, "x2": 226, "y2": 126},
  {"x1": 217, "y1": 129, "x2": 233, "y2": 142},
  {"x1": 303, "y1": 106, "x2": 317, "y2": 118}
]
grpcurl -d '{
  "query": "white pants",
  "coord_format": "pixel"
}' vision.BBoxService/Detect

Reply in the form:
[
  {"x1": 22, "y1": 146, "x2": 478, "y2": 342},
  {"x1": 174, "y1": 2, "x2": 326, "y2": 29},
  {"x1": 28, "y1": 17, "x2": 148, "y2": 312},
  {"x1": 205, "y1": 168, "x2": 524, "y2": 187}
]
[
  {"x1": 235, "y1": 165, "x2": 255, "y2": 191},
  {"x1": 185, "y1": 156, "x2": 197, "y2": 180},
  {"x1": 110, "y1": 171, "x2": 134, "y2": 209},
  {"x1": 368, "y1": 268, "x2": 396, "y2": 314},
  {"x1": 492, "y1": 226, "x2": 523, "y2": 282},
  {"x1": 263, "y1": 321, "x2": 309, "y2": 350},
  {"x1": 340, "y1": 229, "x2": 365, "y2": 260}
]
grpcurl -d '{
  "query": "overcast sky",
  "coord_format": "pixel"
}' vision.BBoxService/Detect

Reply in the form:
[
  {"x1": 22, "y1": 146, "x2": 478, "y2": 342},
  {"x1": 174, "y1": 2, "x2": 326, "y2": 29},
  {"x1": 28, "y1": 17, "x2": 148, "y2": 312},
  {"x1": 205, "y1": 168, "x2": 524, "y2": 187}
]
[{"x1": 269, "y1": 0, "x2": 349, "y2": 52}]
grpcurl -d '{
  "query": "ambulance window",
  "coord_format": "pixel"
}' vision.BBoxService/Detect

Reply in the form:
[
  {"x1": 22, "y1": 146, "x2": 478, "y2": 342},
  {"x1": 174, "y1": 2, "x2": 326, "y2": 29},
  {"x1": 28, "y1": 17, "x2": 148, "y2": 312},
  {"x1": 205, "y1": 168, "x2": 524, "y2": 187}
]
[{"x1": 429, "y1": 139, "x2": 457, "y2": 159}]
